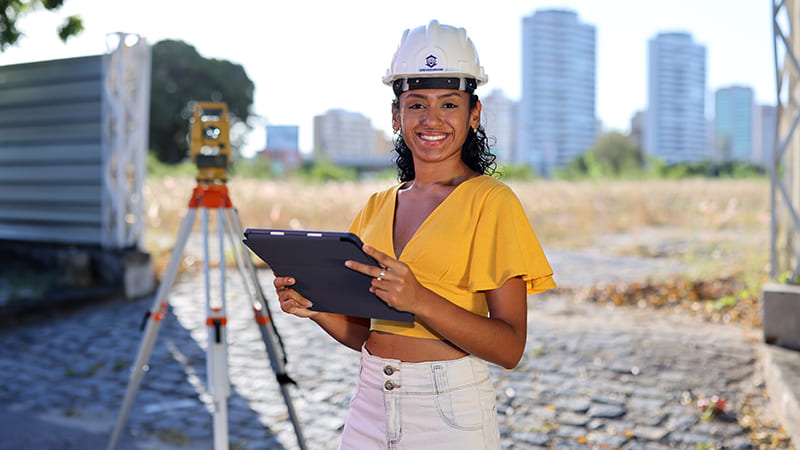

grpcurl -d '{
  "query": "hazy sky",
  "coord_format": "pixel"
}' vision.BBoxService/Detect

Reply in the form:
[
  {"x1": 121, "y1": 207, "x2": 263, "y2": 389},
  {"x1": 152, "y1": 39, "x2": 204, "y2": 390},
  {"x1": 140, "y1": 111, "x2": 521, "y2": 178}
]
[{"x1": 1, "y1": 0, "x2": 776, "y2": 156}]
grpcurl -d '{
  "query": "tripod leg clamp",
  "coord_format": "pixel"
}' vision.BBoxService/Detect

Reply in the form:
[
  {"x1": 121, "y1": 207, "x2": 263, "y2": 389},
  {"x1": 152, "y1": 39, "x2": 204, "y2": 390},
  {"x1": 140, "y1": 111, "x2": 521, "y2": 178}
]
[{"x1": 276, "y1": 373, "x2": 297, "y2": 386}]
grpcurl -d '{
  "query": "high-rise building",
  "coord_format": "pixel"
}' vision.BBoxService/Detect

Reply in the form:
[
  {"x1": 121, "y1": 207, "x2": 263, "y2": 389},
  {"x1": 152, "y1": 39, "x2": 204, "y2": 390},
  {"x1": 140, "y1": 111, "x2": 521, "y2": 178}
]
[
  {"x1": 518, "y1": 9, "x2": 597, "y2": 175},
  {"x1": 629, "y1": 111, "x2": 646, "y2": 150},
  {"x1": 755, "y1": 104, "x2": 777, "y2": 167},
  {"x1": 480, "y1": 89, "x2": 517, "y2": 163},
  {"x1": 260, "y1": 125, "x2": 302, "y2": 172},
  {"x1": 714, "y1": 86, "x2": 754, "y2": 163},
  {"x1": 313, "y1": 109, "x2": 392, "y2": 169},
  {"x1": 645, "y1": 32, "x2": 707, "y2": 164}
]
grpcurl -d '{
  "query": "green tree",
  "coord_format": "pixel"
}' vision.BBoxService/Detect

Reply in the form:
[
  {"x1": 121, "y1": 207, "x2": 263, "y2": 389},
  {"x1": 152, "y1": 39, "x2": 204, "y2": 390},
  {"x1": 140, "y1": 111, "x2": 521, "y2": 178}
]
[
  {"x1": 589, "y1": 131, "x2": 645, "y2": 176},
  {"x1": 0, "y1": 0, "x2": 83, "y2": 51},
  {"x1": 559, "y1": 131, "x2": 646, "y2": 179},
  {"x1": 149, "y1": 39, "x2": 254, "y2": 163}
]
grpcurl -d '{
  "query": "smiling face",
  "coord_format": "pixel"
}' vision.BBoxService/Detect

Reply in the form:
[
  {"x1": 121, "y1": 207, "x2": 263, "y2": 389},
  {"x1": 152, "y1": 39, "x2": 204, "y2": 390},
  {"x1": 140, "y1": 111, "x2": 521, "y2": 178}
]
[{"x1": 393, "y1": 89, "x2": 482, "y2": 170}]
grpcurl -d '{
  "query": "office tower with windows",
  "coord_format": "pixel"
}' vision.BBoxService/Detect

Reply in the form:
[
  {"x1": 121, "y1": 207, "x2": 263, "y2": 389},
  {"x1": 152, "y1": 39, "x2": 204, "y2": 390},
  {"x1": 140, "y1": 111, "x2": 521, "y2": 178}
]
[
  {"x1": 518, "y1": 9, "x2": 596, "y2": 175},
  {"x1": 480, "y1": 89, "x2": 517, "y2": 163},
  {"x1": 313, "y1": 109, "x2": 392, "y2": 169},
  {"x1": 755, "y1": 104, "x2": 777, "y2": 167},
  {"x1": 714, "y1": 86, "x2": 754, "y2": 163},
  {"x1": 645, "y1": 32, "x2": 707, "y2": 164}
]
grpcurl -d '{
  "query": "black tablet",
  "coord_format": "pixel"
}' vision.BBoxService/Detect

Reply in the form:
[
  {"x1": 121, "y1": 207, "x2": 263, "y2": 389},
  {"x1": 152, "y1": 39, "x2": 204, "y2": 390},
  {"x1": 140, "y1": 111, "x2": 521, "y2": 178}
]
[{"x1": 243, "y1": 229, "x2": 414, "y2": 322}]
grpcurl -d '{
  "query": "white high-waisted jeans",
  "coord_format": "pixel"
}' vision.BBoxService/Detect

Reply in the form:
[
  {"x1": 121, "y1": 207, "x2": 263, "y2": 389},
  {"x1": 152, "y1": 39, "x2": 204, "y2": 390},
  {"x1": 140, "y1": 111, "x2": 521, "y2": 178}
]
[{"x1": 339, "y1": 345, "x2": 500, "y2": 449}]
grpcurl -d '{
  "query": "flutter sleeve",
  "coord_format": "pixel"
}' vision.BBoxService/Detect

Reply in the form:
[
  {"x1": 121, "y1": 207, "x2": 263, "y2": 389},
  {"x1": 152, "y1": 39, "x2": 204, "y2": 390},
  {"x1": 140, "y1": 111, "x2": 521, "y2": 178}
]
[{"x1": 467, "y1": 185, "x2": 556, "y2": 294}]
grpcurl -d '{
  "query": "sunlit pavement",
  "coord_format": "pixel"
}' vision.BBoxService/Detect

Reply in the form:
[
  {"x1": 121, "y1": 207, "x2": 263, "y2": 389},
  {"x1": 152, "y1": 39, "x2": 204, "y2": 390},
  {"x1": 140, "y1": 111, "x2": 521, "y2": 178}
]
[{"x1": 0, "y1": 249, "x2": 797, "y2": 449}]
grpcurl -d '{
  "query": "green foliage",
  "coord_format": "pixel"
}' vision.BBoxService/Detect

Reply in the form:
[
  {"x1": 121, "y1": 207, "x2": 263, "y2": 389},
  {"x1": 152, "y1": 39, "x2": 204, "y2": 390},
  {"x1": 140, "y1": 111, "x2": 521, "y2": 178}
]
[
  {"x1": 56, "y1": 13, "x2": 82, "y2": 41},
  {"x1": 295, "y1": 161, "x2": 358, "y2": 182},
  {"x1": 708, "y1": 294, "x2": 738, "y2": 311},
  {"x1": 229, "y1": 157, "x2": 275, "y2": 180},
  {"x1": 0, "y1": 0, "x2": 82, "y2": 51},
  {"x1": 146, "y1": 153, "x2": 382, "y2": 183},
  {"x1": 367, "y1": 167, "x2": 401, "y2": 182},
  {"x1": 559, "y1": 131, "x2": 647, "y2": 179},
  {"x1": 149, "y1": 39, "x2": 254, "y2": 163},
  {"x1": 146, "y1": 152, "x2": 195, "y2": 178},
  {"x1": 558, "y1": 131, "x2": 768, "y2": 180},
  {"x1": 653, "y1": 160, "x2": 766, "y2": 179},
  {"x1": 495, "y1": 163, "x2": 537, "y2": 181}
]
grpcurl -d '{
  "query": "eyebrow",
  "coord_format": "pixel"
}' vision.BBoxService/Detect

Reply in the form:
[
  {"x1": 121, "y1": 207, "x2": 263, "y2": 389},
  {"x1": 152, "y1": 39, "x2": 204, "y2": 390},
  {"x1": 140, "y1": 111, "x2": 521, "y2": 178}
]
[{"x1": 405, "y1": 92, "x2": 463, "y2": 101}]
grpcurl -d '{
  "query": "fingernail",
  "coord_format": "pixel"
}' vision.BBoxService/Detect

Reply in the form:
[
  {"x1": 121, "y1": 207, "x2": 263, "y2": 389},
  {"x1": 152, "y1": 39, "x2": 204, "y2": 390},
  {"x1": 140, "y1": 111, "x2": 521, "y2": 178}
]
[{"x1": 344, "y1": 261, "x2": 353, "y2": 268}]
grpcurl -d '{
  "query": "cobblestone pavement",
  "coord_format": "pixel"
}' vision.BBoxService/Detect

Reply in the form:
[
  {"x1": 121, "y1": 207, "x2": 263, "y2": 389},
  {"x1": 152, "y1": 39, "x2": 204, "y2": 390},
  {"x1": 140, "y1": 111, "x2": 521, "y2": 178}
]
[{"x1": 0, "y1": 252, "x2": 792, "y2": 449}]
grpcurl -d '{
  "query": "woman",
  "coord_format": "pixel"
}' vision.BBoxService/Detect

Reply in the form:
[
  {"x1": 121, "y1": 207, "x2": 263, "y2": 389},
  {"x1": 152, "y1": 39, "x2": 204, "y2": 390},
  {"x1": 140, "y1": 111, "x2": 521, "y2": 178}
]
[{"x1": 275, "y1": 20, "x2": 555, "y2": 449}]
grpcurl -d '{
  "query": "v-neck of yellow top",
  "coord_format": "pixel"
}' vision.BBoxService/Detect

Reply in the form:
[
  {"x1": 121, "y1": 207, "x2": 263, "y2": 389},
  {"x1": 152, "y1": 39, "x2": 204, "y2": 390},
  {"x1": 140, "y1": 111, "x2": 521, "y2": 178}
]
[{"x1": 391, "y1": 175, "x2": 484, "y2": 259}]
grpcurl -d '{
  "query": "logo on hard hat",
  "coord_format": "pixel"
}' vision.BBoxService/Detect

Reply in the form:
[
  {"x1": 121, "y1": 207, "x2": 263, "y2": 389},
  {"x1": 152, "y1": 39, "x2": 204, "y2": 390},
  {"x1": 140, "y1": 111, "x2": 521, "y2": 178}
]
[{"x1": 425, "y1": 54, "x2": 438, "y2": 68}]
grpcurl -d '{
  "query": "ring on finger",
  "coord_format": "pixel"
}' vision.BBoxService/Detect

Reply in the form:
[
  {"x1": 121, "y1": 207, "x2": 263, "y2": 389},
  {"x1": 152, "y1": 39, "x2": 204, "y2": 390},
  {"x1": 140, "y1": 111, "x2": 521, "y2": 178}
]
[{"x1": 376, "y1": 269, "x2": 386, "y2": 282}]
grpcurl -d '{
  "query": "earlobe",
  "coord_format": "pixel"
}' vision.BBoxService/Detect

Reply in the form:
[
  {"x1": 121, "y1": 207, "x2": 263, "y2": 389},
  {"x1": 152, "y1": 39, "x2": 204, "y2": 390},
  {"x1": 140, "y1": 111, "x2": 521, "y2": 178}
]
[
  {"x1": 471, "y1": 118, "x2": 480, "y2": 132},
  {"x1": 471, "y1": 100, "x2": 482, "y2": 130},
  {"x1": 391, "y1": 109, "x2": 400, "y2": 133}
]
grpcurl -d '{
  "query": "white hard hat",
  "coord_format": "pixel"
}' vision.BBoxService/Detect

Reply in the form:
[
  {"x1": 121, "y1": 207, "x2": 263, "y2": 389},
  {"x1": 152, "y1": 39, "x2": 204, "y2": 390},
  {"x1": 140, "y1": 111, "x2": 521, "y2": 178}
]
[{"x1": 383, "y1": 20, "x2": 488, "y2": 96}]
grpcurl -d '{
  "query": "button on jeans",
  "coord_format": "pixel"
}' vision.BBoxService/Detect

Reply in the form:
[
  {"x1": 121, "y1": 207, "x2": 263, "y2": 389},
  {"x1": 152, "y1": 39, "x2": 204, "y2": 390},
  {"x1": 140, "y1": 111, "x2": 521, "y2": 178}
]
[{"x1": 339, "y1": 345, "x2": 500, "y2": 449}]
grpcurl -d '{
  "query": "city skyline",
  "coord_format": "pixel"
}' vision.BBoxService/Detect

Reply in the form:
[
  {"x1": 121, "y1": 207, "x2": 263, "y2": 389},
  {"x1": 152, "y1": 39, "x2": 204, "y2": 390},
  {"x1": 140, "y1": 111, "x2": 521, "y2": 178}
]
[{"x1": 1, "y1": 0, "x2": 775, "y2": 157}]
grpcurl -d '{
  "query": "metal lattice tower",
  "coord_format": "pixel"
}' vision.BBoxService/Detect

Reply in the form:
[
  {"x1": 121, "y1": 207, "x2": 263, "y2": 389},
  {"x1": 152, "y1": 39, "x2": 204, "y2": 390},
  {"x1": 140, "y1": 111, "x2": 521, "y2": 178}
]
[
  {"x1": 102, "y1": 32, "x2": 151, "y2": 249},
  {"x1": 772, "y1": 0, "x2": 800, "y2": 281}
]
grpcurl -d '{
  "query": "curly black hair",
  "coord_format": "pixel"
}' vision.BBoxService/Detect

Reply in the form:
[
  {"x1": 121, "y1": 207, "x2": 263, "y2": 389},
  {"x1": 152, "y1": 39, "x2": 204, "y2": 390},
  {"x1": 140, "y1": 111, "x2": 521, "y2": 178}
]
[{"x1": 391, "y1": 94, "x2": 497, "y2": 182}]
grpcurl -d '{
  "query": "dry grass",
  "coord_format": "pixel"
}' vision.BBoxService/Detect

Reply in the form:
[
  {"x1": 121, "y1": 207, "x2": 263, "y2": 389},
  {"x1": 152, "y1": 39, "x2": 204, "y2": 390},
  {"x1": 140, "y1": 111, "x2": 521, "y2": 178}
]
[
  {"x1": 507, "y1": 178, "x2": 769, "y2": 249},
  {"x1": 143, "y1": 175, "x2": 770, "y2": 283},
  {"x1": 145, "y1": 177, "x2": 769, "y2": 246}
]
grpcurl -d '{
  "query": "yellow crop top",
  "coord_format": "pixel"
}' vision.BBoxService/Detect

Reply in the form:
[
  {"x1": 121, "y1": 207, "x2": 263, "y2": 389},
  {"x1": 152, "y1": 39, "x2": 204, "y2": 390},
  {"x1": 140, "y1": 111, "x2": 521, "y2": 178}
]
[{"x1": 347, "y1": 175, "x2": 555, "y2": 340}]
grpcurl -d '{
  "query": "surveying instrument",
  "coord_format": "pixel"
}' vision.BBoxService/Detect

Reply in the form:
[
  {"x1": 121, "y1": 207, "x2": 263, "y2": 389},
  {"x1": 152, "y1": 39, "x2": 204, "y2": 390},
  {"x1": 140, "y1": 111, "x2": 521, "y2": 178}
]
[{"x1": 108, "y1": 102, "x2": 306, "y2": 450}]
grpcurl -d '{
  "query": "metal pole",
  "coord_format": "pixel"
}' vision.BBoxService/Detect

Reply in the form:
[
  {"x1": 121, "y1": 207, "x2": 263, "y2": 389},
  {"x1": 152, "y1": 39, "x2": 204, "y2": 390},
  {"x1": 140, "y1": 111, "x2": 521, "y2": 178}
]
[
  {"x1": 222, "y1": 208, "x2": 307, "y2": 449},
  {"x1": 107, "y1": 208, "x2": 198, "y2": 450},
  {"x1": 204, "y1": 207, "x2": 231, "y2": 450}
]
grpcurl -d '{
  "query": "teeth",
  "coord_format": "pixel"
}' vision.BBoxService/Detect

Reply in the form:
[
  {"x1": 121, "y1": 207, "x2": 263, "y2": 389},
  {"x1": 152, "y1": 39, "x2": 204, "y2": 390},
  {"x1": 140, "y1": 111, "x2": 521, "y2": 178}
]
[{"x1": 420, "y1": 134, "x2": 446, "y2": 142}]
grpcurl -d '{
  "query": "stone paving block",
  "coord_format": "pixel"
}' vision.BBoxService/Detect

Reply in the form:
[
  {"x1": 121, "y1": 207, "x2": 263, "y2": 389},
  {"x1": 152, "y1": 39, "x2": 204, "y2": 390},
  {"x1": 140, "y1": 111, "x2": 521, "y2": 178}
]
[
  {"x1": 556, "y1": 411, "x2": 590, "y2": 427},
  {"x1": 668, "y1": 430, "x2": 715, "y2": 446},
  {"x1": 554, "y1": 424, "x2": 587, "y2": 439},
  {"x1": 626, "y1": 443, "x2": 673, "y2": 450},
  {"x1": 589, "y1": 393, "x2": 626, "y2": 406},
  {"x1": 692, "y1": 420, "x2": 745, "y2": 437},
  {"x1": 628, "y1": 396, "x2": 667, "y2": 411},
  {"x1": 588, "y1": 432, "x2": 629, "y2": 448},
  {"x1": 631, "y1": 412, "x2": 667, "y2": 427},
  {"x1": 602, "y1": 420, "x2": 637, "y2": 434},
  {"x1": 553, "y1": 398, "x2": 591, "y2": 413},
  {"x1": 632, "y1": 424, "x2": 669, "y2": 440},
  {"x1": 663, "y1": 414, "x2": 696, "y2": 432},
  {"x1": 511, "y1": 430, "x2": 549, "y2": 446},
  {"x1": 587, "y1": 404, "x2": 625, "y2": 419}
]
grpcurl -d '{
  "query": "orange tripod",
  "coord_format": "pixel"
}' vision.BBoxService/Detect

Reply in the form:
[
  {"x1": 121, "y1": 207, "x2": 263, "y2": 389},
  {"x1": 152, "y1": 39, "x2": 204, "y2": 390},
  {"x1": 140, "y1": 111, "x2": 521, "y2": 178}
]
[{"x1": 108, "y1": 183, "x2": 306, "y2": 450}]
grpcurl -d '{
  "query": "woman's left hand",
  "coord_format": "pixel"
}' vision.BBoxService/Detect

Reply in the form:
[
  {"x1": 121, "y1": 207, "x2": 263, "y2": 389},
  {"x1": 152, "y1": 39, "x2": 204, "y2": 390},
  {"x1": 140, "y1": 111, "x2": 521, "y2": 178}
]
[{"x1": 345, "y1": 244, "x2": 425, "y2": 313}]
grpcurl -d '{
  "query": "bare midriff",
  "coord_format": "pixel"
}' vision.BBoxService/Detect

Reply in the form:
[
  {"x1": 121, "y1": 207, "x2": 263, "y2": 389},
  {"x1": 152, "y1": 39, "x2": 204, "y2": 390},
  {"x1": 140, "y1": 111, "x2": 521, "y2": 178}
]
[{"x1": 364, "y1": 330, "x2": 468, "y2": 362}]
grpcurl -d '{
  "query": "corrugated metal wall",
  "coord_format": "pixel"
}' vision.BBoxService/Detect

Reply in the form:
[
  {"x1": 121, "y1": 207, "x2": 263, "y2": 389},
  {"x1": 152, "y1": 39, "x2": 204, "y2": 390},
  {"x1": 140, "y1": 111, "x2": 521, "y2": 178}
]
[{"x1": 0, "y1": 56, "x2": 106, "y2": 245}]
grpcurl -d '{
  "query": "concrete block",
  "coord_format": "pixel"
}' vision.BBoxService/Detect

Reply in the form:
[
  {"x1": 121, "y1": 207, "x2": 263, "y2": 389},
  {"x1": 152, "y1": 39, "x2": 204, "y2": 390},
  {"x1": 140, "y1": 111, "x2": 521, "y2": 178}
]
[
  {"x1": 762, "y1": 283, "x2": 800, "y2": 351},
  {"x1": 763, "y1": 344, "x2": 800, "y2": 447},
  {"x1": 122, "y1": 250, "x2": 154, "y2": 300}
]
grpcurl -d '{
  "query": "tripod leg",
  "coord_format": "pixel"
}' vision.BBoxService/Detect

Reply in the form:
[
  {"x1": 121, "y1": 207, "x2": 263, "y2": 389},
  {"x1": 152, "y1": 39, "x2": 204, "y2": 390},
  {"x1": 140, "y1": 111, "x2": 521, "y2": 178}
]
[
  {"x1": 204, "y1": 208, "x2": 231, "y2": 450},
  {"x1": 107, "y1": 208, "x2": 198, "y2": 450},
  {"x1": 222, "y1": 208, "x2": 307, "y2": 450}
]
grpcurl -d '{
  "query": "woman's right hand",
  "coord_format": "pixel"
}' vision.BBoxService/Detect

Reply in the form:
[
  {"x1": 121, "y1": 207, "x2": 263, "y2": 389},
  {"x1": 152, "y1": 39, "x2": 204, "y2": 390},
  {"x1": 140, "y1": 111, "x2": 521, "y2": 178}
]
[{"x1": 273, "y1": 276, "x2": 317, "y2": 318}]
